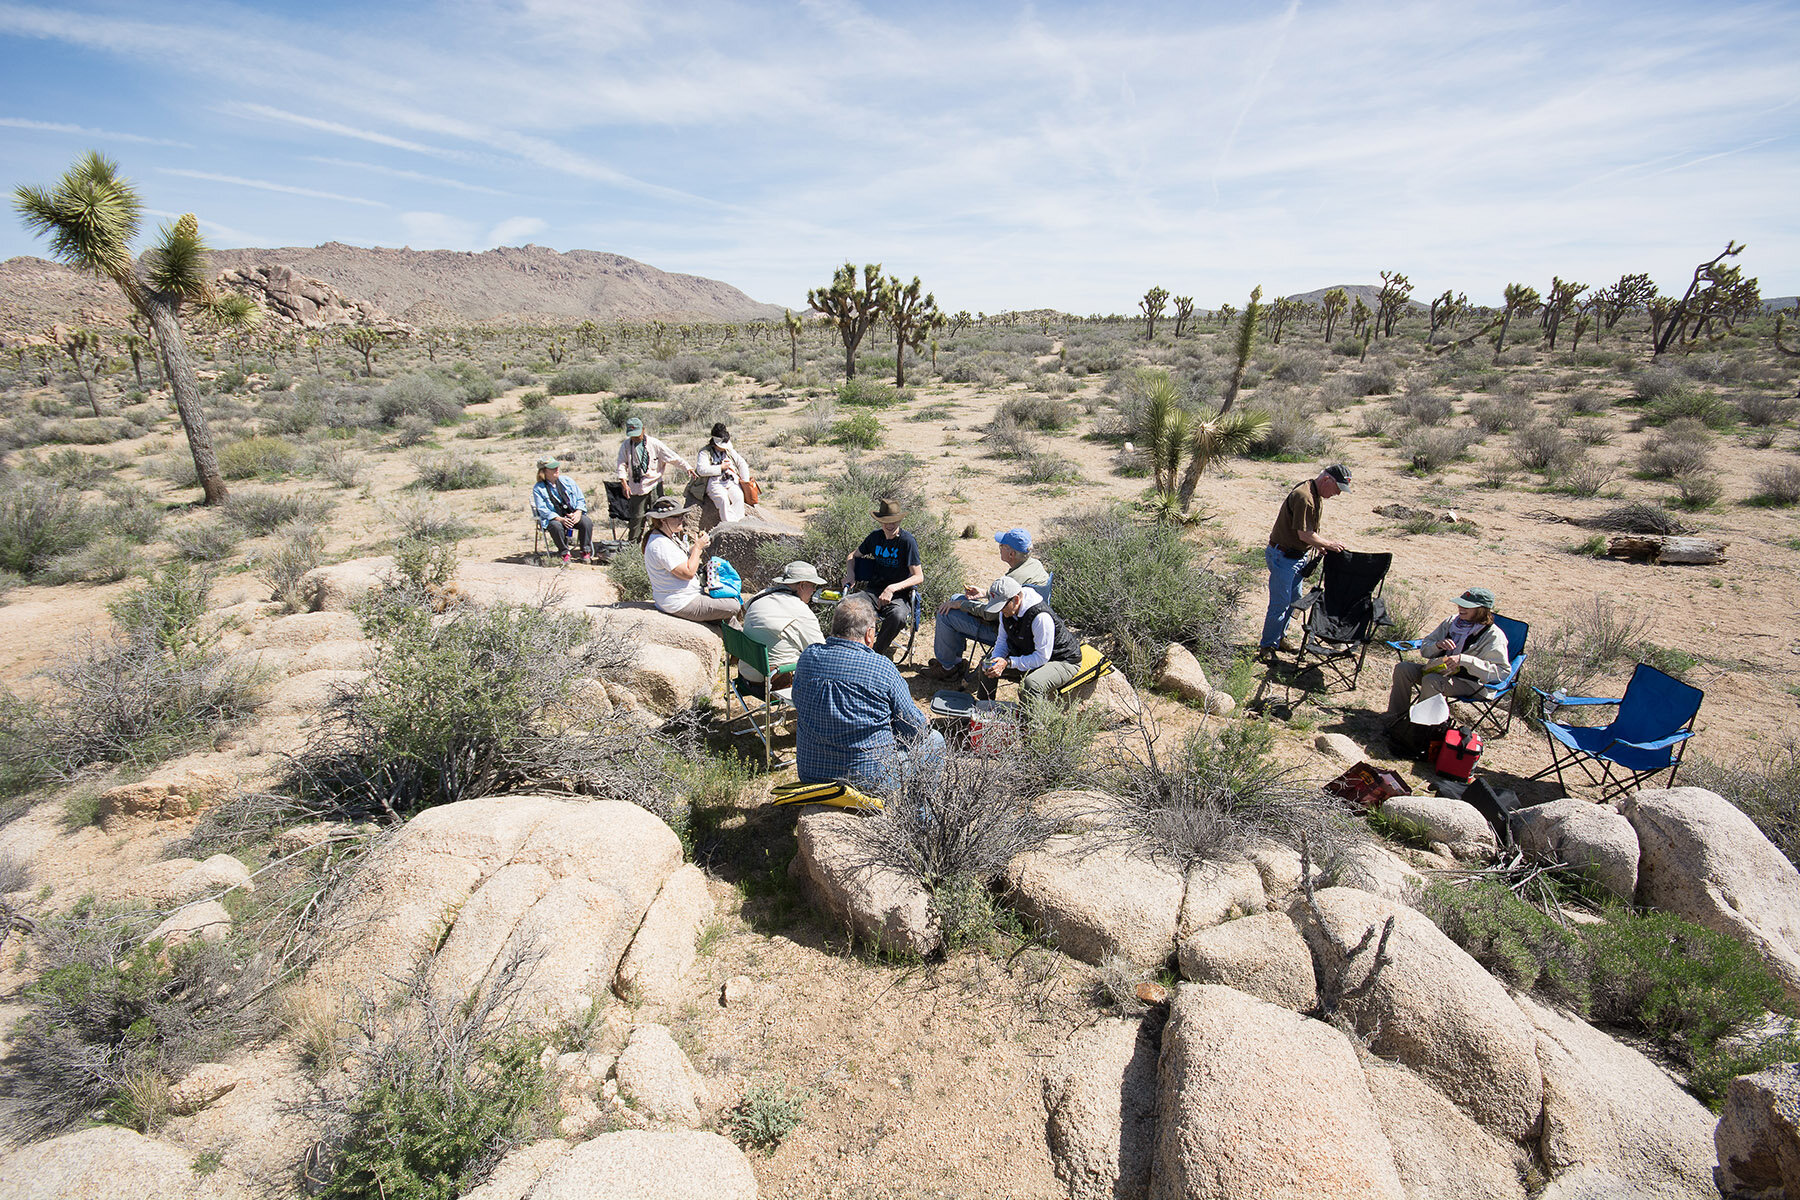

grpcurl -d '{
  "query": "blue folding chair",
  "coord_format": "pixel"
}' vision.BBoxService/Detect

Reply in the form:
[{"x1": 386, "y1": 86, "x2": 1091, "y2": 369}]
[
  {"x1": 1387, "y1": 614, "x2": 1530, "y2": 737},
  {"x1": 1529, "y1": 662, "x2": 1703, "y2": 802}
]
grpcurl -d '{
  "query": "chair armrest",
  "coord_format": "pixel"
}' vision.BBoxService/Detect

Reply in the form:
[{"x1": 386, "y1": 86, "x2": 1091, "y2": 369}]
[
  {"x1": 1386, "y1": 639, "x2": 1424, "y2": 654},
  {"x1": 1606, "y1": 730, "x2": 1695, "y2": 755},
  {"x1": 1486, "y1": 654, "x2": 1526, "y2": 692},
  {"x1": 1288, "y1": 589, "x2": 1323, "y2": 615},
  {"x1": 1529, "y1": 687, "x2": 1622, "y2": 706}
]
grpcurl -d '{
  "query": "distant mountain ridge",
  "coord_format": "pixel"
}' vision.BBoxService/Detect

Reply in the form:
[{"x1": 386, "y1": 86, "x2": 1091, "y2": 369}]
[
  {"x1": 1282, "y1": 284, "x2": 1427, "y2": 311},
  {"x1": 0, "y1": 242, "x2": 785, "y2": 334}
]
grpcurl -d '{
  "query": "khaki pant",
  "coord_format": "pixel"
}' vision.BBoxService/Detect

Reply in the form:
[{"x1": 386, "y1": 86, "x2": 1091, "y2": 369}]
[
  {"x1": 664, "y1": 593, "x2": 742, "y2": 623},
  {"x1": 1387, "y1": 660, "x2": 1483, "y2": 720},
  {"x1": 980, "y1": 657, "x2": 1084, "y2": 701}
]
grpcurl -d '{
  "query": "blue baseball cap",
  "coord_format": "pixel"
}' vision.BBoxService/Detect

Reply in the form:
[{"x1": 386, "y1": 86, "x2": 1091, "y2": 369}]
[{"x1": 994, "y1": 528, "x2": 1032, "y2": 553}]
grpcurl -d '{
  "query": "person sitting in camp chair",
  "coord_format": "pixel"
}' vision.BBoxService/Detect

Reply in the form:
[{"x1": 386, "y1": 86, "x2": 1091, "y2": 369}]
[
  {"x1": 737, "y1": 561, "x2": 827, "y2": 696},
  {"x1": 974, "y1": 576, "x2": 1084, "y2": 701},
  {"x1": 1386, "y1": 586, "x2": 1511, "y2": 726},
  {"x1": 531, "y1": 458, "x2": 594, "y2": 564}
]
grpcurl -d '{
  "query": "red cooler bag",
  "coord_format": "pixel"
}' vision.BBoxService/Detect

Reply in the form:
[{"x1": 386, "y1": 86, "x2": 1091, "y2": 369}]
[{"x1": 1431, "y1": 726, "x2": 1484, "y2": 781}]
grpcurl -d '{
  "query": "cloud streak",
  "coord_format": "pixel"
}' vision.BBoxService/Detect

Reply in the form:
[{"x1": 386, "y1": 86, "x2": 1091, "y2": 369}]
[{"x1": 156, "y1": 169, "x2": 388, "y2": 209}]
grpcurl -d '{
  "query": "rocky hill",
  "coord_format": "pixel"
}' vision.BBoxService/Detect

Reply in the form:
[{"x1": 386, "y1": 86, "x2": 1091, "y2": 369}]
[
  {"x1": 0, "y1": 243, "x2": 785, "y2": 335},
  {"x1": 1284, "y1": 283, "x2": 1427, "y2": 310}
]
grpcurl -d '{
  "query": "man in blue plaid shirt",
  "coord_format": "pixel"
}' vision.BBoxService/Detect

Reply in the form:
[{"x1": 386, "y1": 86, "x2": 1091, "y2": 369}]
[{"x1": 793, "y1": 594, "x2": 944, "y2": 797}]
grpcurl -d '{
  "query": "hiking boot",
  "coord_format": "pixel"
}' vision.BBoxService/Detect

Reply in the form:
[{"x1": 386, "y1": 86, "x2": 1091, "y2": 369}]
[
  {"x1": 560, "y1": 552, "x2": 572, "y2": 567},
  {"x1": 926, "y1": 658, "x2": 965, "y2": 682}
]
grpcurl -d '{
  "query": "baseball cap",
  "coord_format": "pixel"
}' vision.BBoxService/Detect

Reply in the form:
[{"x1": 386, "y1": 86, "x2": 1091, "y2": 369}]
[
  {"x1": 624, "y1": 417, "x2": 645, "y2": 434},
  {"x1": 1323, "y1": 463, "x2": 1352, "y2": 488},
  {"x1": 994, "y1": 528, "x2": 1032, "y2": 554},
  {"x1": 982, "y1": 575, "x2": 1024, "y2": 614},
  {"x1": 537, "y1": 458, "x2": 560, "y2": 470},
  {"x1": 1451, "y1": 587, "x2": 1496, "y2": 609}
]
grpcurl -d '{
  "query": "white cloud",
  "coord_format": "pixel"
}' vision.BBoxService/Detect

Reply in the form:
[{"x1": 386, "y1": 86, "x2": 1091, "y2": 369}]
[
  {"x1": 487, "y1": 217, "x2": 546, "y2": 246},
  {"x1": 156, "y1": 168, "x2": 387, "y2": 209},
  {"x1": 0, "y1": 115, "x2": 192, "y2": 147},
  {"x1": 397, "y1": 211, "x2": 478, "y2": 249}
]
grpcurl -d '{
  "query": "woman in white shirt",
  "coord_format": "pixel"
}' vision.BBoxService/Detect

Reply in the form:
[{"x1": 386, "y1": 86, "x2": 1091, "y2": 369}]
[
  {"x1": 694, "y1": 422, "x2": 752, "y2": 524},
  {"x1": 641, "y1": 496, "x2": 742, "y2": 622}
]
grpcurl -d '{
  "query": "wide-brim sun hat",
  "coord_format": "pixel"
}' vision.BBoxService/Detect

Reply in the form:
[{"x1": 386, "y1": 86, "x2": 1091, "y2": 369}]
[
  {"x1": 647, "y1": 497, "x2": 694, "y2": 519},
  {"x1": 872, "y1": 498, "x2": 906, "y2": 521},
  {"x1": 774, "y1": 561, "x2": 828, "y2": 587}
]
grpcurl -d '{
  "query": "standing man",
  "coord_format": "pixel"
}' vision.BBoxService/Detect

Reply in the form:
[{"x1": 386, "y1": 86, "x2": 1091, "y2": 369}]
[
  {"x1": 847, "y1": 499, "x2": 924, "y2": 657},
  {"x1": 929, "y1": 527, "x2": 1050, "y2": 681},
  {"x1": 976, "y1": 577, "x2": 1083, "y2": 700},
  {"x1": 617, "y1": 416, "x2": 693, "y2": 543},
  {"x1": 1260, "y1": 464, "x2": 1351, "y2": 658},
  {"x1": 792, "y1": 594, "x2": 945, "y2": 798}
]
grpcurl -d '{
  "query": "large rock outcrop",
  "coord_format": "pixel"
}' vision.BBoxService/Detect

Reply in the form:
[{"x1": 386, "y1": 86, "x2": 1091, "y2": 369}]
[
  {"x1": 309, "y1": 794, "x2": 682, "y2": 1021},
  {"x1": 1715, "y1": 1061, "x2": 1800, "y2": 1198},
  {"x1": 1511, "y1": 797, "x2": 1639, "y2": 902},
  {"x1": 1624, "y1": 786, "x2": 1800, "y2": 1002},
  {"x1": 703, "y1": 509, "x2": 806, "y2": 592},
  {"x1": 593, "y1": 605, "x2": 723, "y2": 714},
  {"x1": 1152, "y1": 984, "x2": 1406, "y2": 1199},
  {"x1": 1177, "y1": 911, "x2": 1316, "y2": 1013},
  {"x1": 0, "y1": 1126, "x2": 205, "y2": 1200},
  {"x1": 1042, "y1": 1018, "x2": 1157, "y2": 1200},
  {"x1": 790, "y1": 808, "x2": 940, "y2": 957},
  {"x1": 1361, "y1": 1057, "x2": 1528, "y2": 1200},
  {"x1": 521, "y1": 1130, "x2": 758, "y2": 1199},
  {"x1": 614, "y1": 864, "x2": 714, "y2": 1007},
  {"x1": 1005, "y1": 837, "x2": 1183, "y2": 969},
  {"x1": 1298, "y1": 888, "x2": 1543, "y2": 1141}
]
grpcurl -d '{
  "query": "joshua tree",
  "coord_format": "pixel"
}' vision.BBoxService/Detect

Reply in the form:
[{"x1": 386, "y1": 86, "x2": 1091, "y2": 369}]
[
  {"x1": 1140, "y1": 286, "x2": 1169, "y2": 340},
  {"x1": 783, "y1": 309, "x2": 803, "y2": 372},
  {"x1": 1596, "y1": 272, "x2": 1657, "y2": 330},
  {"x1": 1319, "y1": 288, "x2": 1348, "y2": 343},
  {"x1": 1653, "y1": 243, "x2": 1754, "y2": 355},
  {"x1": 53, "y1": 324, "x2": 104, "y2": 415},
  {"x1": 1773, "y1": 313, "x2": 1800, "y2": 360},
  {"x1": 1265, "y1": 297, "x2": 1299, "y2": 345},
  {"x1": 14, "y1": 152, "x2": 228, "y2": 502},
  {"x1": 1375, "y1": 271, "x2": 1413, "y2": 337},
  {"x1": 948, "y1": 310, "x2": 973, "y2": 338},
  {"x1": 807, "y1": 262, "x2": 883, "y2": 379},
  {"x1": 1427, "y1": 290, "x2": 1464, "y2": 337},
  {"x1": 342, "y1": 326, "x2": 383, "y2": 377},
  {"x1": 1172, "y1": 296, "x2": 1195, "y2": 338},
  {"x1": 1349, "y1": 296, "x2": 1371, "y2": 341},
  {"x1": 1176, "y1": 287, "x2": 1269, "y2": 512},
  {"x1": 1139, "y1": 369, "x2": 1189, "y2": 500},
  {"x1": 206, "y1": 291, "x2": 262, "y2": 369},
  {"x1": 1216, "y1": 303, "x2": 1236, "y2": 328},
  {"x1": 1492, "y1": 283, "x2": 1541, "y2": 361},
  {"x1": 120, "y1": 331, "x2": 147, "y2": 388},
  {"x1": 880, "y1": 274, "x2": 943, "y2": 387},
  {"x1": 1541, "y1": 277, "x2": 1587, "y2": 351}
]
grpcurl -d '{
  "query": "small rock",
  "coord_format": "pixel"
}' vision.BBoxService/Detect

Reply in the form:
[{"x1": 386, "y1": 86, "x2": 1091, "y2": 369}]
[
  {"x1": 1135, "y1": 981, "x2": 1169, "y2": 1005},
  {"x1": 1178, "y1": 911, "x2": 1317, "y2": 1012},
  {"x1": 1315, "y1": 733, "x2": 1364, "y2": 763},
  {"x1": 148, "y1": 899, "x2": 231, "y2": 947},
  {"x1": 97, "y1": 769, "x2": 233, "y2": 831},
  {"x1": 168, "y1": 1061, "x2": 239, "y2": 1115},
  {"x1": 1378, "y1": 795, "x2": 1498, "y2": 860},
  {"x1": 1154, "y1": 644, "x2": 1210, "y2": 702},
  {"x1": 1201, "y1": 687, "x2": 1236, "y2": 717},
  {"x1": 1715, "y1": 1061, "x2": 1800, "y2": 1197},
  {"x1": 720, "y1": 975, "x2": 754, "y2": 1007},
  {"x1": 170, "y1": 853, "x2": 254, "y2": 901},
  {"x1": 962, "y1": 523, "x2": 979, "y2": 538}
]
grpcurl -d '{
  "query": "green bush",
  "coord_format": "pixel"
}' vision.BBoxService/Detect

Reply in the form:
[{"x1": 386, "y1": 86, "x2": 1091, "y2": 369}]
[
  {"x1": 1040, "y1": 504, "x2": 1248, "y2": 678},
  {"x1": 378, "y1": 374, "x2": 465, "y2": 426},
  {"x1": 414, "y1": 456, "x2": 499, "y2": 491},
  {"x1": 723, "y1": 1080, "x2": 808, "y2": 1152},
  {"x1": 0, "y1": 479, "x2": 91, "y2": 578},
  {"x1": 829, "y1": 412, "x2": 884, "y2": 449},
  {"x1": 217, "y1": 436, "x2": 300, "y2": 479},
  {"x1": 170, "y1": 518, "x2": 244, "y2": 563},
  {"x1": 547, "y1": 364, "x2": 614, "y2": 397},
  {"x1": 608, "y1": 544, "x2": 651, "y2": 602},
  {"x1": 519, "y1": 406, "x2": 572, "y2": 439},
  {"x1": 837, "y1": 378, "x2": 906, "y2": 408},
  {"x1": 221, "y1": 488, "x2": 333, "y2": 533},
  {"x1": 615, "y1": 372, "x2": 669, "y2": 401},
  {"x1": 997, "y1": 393, "x2": 1075, "y2": 430},
  {"x1": 1418, "y1": 881, "x2": 1799, "y2": 1109},
  {"x1": 777, "y1": 457, "x2": 958, "y2": 608},
  {"x1": 1750, "y1": 465, "x2": 1800, "y2": 508}
]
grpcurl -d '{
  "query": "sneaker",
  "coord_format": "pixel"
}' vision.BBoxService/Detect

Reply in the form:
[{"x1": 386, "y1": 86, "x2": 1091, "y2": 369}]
[
  {"x1": 581, "y1": 552, "x2": 594, "y2": 564},
  {"x1": 560, "y1": 552, "x2": 571, "y2": 566}
]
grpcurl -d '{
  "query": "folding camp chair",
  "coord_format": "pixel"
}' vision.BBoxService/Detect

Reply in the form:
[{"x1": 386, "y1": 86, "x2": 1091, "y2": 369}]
[
  {"x1": 602, "y1": 480, "x2": 630, "y2": 540},
  {"x1": 721, "y1": 624, "x2": 793, "y2": 768},
  {"x1": 1529, "y1": 662, "x2": 1703, "y2": 802},
  {"x1": 769, "y1": 779, "x2": 882, "y2": 811},
  {"x1": 847, "y1": 557, "x2": 922, "y2": 665},
  {"x1": 1282, "y1": 550, "x2": 1393, "y2": 692},
  {"x1": 1387, "y1": 614, "x2": 1530, "y2": 737}
]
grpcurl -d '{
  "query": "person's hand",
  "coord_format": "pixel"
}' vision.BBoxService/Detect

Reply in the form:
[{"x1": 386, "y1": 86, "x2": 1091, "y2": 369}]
[
  {"x1": 1443, "y1": 654, "x2": 1462, "y2": 671},
  {"x1": 695, "y1": 530, "x2": 711, "y2": 551},
  {"x1": 1324, "y1": 539, "x2": 1346, "y2": 554},
  {"x1": 1435, "y1": 638, "x2": 1456, "y2": 655},
  {"x1": 964, "y1": 583, "x2": 982, "y2": 601},
  {"x1": 878, "y1": 586, "x2": 895, "y2": 603},
  {"x1": 936, "y1": 597, "x2": 958, "y2": 617},
  {"x1": 984, "y1": 657, "x2": 1007, "y2": 678}
]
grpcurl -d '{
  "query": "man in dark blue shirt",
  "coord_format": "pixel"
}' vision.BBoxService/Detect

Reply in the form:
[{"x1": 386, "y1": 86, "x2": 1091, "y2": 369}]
[
  {"x1": 793, "y1": 594, "x2": 944, "y2": 797},
  {"x1": 847, "y1": 498, "x2": 923, "y2": 656}
]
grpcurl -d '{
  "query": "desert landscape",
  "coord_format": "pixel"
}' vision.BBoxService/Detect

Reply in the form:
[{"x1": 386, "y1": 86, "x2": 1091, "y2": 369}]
[{"x1": 0, "y1": 207, "x2": 1798, "y2": 1200}]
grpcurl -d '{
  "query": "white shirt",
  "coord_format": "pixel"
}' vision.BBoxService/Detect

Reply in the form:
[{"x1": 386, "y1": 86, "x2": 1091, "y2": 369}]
[{"x1": 645, "y1": 532, "x2": 703, "y2": 610}]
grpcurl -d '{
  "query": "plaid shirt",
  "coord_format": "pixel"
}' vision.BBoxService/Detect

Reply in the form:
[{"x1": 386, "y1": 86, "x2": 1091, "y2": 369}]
[{"x1": 792, "y1": 636, "x2": 929, "y2": 785}]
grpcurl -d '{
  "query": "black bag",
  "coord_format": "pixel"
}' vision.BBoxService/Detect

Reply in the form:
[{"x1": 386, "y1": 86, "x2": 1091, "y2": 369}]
[
  {"x1": 1388, "y1": 719, "x2": 1446, "y2": 760},
  {"x1": 1462, "y1": 777, "x2": 1521, "y2": 846}
]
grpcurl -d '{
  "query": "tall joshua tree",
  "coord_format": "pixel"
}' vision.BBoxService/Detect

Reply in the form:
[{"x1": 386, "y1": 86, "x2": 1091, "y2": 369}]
[
  {"x1": 1140, "y1": 286, "x2": 1169, "y2": 340},
  {"x1": 880, "y1": 274, "x2": 943, "y2": 387},
  {"x1": 807, "y1": 262, "x2": 883, "y2": 379},
  {"x1": 1172, "y1": 295, "x2": 1194, "y2": 338},
  {"x1": 782, "y1": 309, "x2": 803, "y2": 372},
  {"x1": 15, "y1": 152, "x2": 228, "y2": 502},
  {"x1": 53, "y1": 324, "x2": 103, "y2": 416},
  {"x1": 1492, "y1": 283, "x2": 1541, "y2": 361},
  {"x1": 1320, "y1": 288, "x2": 1348, "y2": 343},
  {"x1": 1175, "y1": 287, "x2": 1269, "y2": 512}
]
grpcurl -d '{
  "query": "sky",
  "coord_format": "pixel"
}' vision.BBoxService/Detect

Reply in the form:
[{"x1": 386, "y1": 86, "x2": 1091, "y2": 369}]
[{"x1": 1, "y1": 0, "x2": 1797, "y2": 314}]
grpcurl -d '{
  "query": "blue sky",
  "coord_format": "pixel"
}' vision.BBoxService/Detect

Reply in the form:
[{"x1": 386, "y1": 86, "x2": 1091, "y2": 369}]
[{"x1": 2, "y1": 0, "x2": 1797, "y2": 313}]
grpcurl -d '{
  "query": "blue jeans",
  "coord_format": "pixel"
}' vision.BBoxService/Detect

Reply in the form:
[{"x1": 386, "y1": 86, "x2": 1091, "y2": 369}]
[
  {"x1": 933, "y1": 605, "x2": 997, "y2": 667},
  {"x1": 1261, "y1": 546, "x2": 1308, "y2": 649},
  {"x1": 851, "y1": 729, "x2": 948, "y2": 801}
]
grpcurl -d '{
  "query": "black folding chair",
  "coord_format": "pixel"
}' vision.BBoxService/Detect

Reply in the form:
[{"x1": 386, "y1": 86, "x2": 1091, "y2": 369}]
[
  {"x1": 602, "y1": 480, "x2": 630, "y2": 540},
  {"x1": 1281, "y1": 550, "x2": 1393, "y2": 693}
]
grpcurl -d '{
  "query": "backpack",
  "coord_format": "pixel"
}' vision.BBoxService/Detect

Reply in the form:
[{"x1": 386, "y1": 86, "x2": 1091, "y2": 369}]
[{"x1": 705, "y1": 557, "x2": 742, "y2": 600}]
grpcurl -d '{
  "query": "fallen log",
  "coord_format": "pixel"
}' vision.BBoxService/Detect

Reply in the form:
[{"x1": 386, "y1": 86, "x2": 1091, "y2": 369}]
[{"x1": 1606, "y1": 534, "x2": 1728, "y2": 564}]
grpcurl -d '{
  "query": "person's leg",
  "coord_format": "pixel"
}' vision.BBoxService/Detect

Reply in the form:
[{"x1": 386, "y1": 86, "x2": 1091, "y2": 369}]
[
  {"x1": 1419, "y1": 672, "x2": 1484, "y2": 706},
  {"x1": 871, "y1": 597, "x2": 906, "y2": 654},
  {"x1": 626, "y1": 492, "x2": 648, "y2": 543},
  {"x1": 545, "y1": 521, "x2": 572, "y2": 555},
  {"x1": 1259, "y1": 547, "x2": 1305, "y2": 650},
  {"x1": 668, "y1": 593, "x2": 743, "y2": 623},
  {"x1": 574, "y1": 513, "x2": 594, "y2": 555},
  {"x1": 1021, "y1": 658, "x2": 1083, "y2": 700},
  {"x1": 894, "y1": 728, "x2": 948, "y2": 793},
  {"x1": 709, "y1": 478, "x2": 744, "y2": 524},
  {"x1": 1387, "y1": 659, "x2": 1427, "y2": 720},
  {"x1": 932, "y1": 607, "x2": 993, "y2": 669}
]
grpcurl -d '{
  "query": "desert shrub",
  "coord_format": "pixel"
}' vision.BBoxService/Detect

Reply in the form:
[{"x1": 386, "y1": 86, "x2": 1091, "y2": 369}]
[
  {"x1": 169, "y1": 518, "x2": 244, "y2": 563},
  {"x1": 778, "y1": 457, "x2": 958, "y2": 608},
  {"x1": 1561, "y1": 390, "x2": 1613, "y2": 416},
  {"x1": 0, "y1": 564, "x2": 261, "y2": 791},
  {"x1": 1041, "y1": 505, "x2": 1247, "y2": 677},
  {"x1": 449, "y1": 364, "x2": 497, "y2": 404},
  {"x1": 1670, "y1": 472, "x2": 1723, "y2": 510},
  {"x1": 1353, "y1": 407, "x2": 1390, "y2": 438},
  {"x1": 256, "y1": 524, "x2": 325, "y2": 611},
  {"x1": 1558, "y1": 458, "x2": 1617, "y2": 498},
  {"x1": 1391, "y1": 391, "x2": 1453, "y2": 426},
  {"x1": 394, "y1": 415, "x2": 436, "y2": 446},
  {"x1": 221, "y1": 489, "x2": 332, "y2": 533},
  {"x1": 1737, "y1": 394, "x2": 1796, "y2": 428},
  {"x1": 1348, "y1": 367, "x2": 1397, "y2": 397},
  {"x1": 1689, "y1": 741, "x2": 1800, "y2": 868},
  {"x1": 1267, "y1": 354, "x2": 1321, "y2": 385},
  {"x1": 99, "y1": 484, "x2": 165, "y2": 546},
  {"x1": 546, "y1": 364, "x2": 613, "y2": 397},
  {"x1": 1401, "y1": 427, "x2": 1474, "y2": 473},
  {"x1": 312, "y1": 446, "x2": 365, "y2": 489},
  {"x1": 830, "y1": 413, "x2": 884, "y2": 450},
  {"x1": 518, "y1": 405, "x2": 572, "y2": 438},
  {"x1": 1628, "y1": 367, "x2": 1689, "y2": 406},
  {"x1": 295, "y1": 589, "x2": 675, "y2": 819},
  {"x1": 0, "y1": 479, "x2": 92, "y2": 578},
  {"x1": 217, "y1": 436, "x2": 300, "y2": 479},
  {"x1": 503, "y1": 367, "x2": 535, "y2": 387},
  {"x1": 1588, "y1": 502, "x2": 1690, "y2": 535},
  {"x1": 722, "y1": 1079, "x2": 808, "y2": 1152},
  {"x1": 838, "y1": 378, "x2": 907, "y2": 408},
  {"x1": 1636, "y1": 419, "x2": 1714, "y2": 479},
  {"x1": 1645, "y1": 389, "x2": 1734, "y2": 430},
  {"x1": 613, "y1": 372, "x2": 668, "y2": 401},
  {"x1": 1418, "y1": 880, "x2": 1799, "y2": 1110},
  {"x1": 596, "y1": 397, "x2": 637, "y2": 430},
  {"x1": 997, "y1": 394, "x2": 1075, "y2": 431},
  {"x1": 1511, "y1": 422, "x2": 1580, "y2": 473},
  {"x1": 378, "y1": 374, "x2": 465, "y2": 426},
  {"x1": 1247, "y1": 399, "x2": 1331, "y2": 460},
  {"x1": 665, "y1": 354, "x2": 713, "y2": 385},
  {"x1": 316, "y1": 964, "x2": 551, "y2": 1200},
  {"x1": 1514, "y1": 594, "x2": 1655, "y2": 705},
  {"x1": 38, "y1": 537, "x2": 147, "y2": 585},
  {"x1": 1097, "y1": 718, "x2": 1357, "y2": 866},
  {"x1": 395, "y1": 500, "x2": 475, "y2": 545},
  {"x1": 414, "y1": 455, "x2": 499, "y2": 492},
  {"x1": 1468, "y1": 393, "x2": 1532, "y2": 434},
  {"x1": 517, "y1": 390, "x2": 548, "y2": 410},
  {"x1": 1751, "y1": 465, "x2": 1800, "y2": 507},
  {"x1": 661, "y1": 386, "x2": 729, "y2": 431}
]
